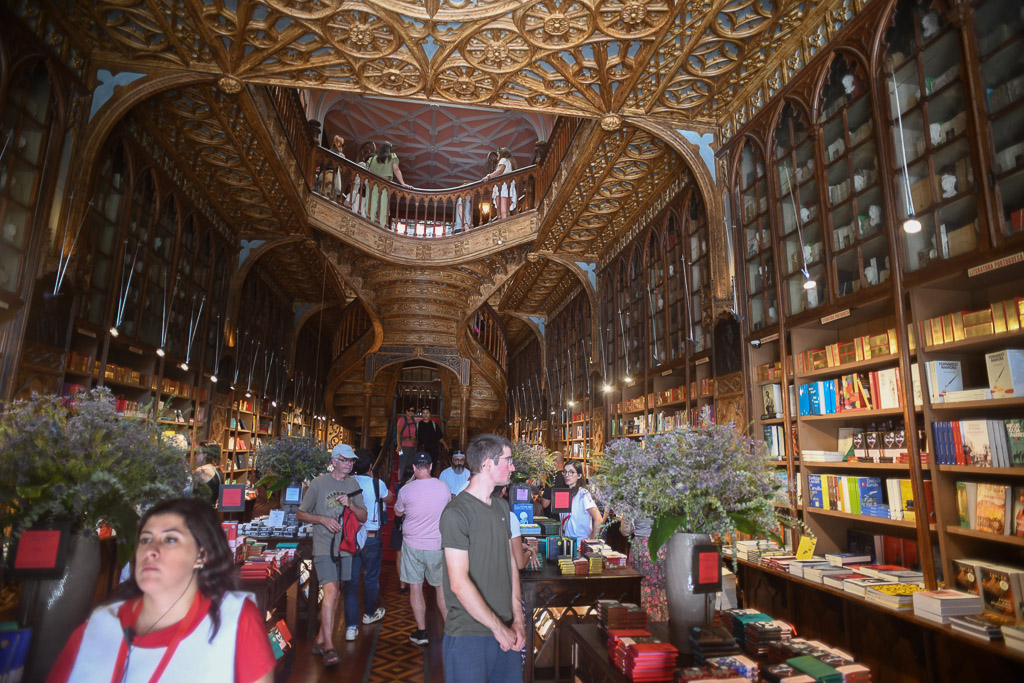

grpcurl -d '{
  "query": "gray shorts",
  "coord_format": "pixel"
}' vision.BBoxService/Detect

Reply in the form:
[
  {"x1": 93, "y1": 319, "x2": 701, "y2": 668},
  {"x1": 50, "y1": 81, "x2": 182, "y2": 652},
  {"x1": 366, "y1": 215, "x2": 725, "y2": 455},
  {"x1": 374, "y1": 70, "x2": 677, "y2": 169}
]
[
  {"x1": 400, "y1": 544, "x2": 444, "y2": 586},
  {"x1": 315, "y1": 554, "x2": 353, "y2": 585}
]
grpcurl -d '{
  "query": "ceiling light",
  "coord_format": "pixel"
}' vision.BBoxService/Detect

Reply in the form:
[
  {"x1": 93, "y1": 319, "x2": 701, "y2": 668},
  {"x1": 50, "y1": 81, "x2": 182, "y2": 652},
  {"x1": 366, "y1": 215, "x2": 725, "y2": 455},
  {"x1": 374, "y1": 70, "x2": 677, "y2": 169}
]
[
  {"x1": 271, "y1": 400, "x2": 277, "y2": 407},
  {"x1": 803, "y1": 277, "x2": 816, "y2": 290},
  {"x1": 567, "y1": 400, "x2": 576, "y2": 407},
  {"x1": 602, "y1": 383, "x2": 613, "y2": 393},
  {"x1": 109, "y1": 326, "x2": 119, "y2": 337},
  {"x1": 210, "y1": 375, "x2": 218, "y2": 383},
  {"x1": 623, "y1": 375, "x2": 632, "y2": 383},
  {"x1": 245, "y1": 390, "x2": 252, "y2": 398},
  {"x1": 902, "y1": 217, "x2": 922, "y2": 234},
  {"x1": 156, "y1": 347, "x2": 165, "y2": 357},
  {"x1": 179, "y1": 362, "x2": 189, "y2": 371}
]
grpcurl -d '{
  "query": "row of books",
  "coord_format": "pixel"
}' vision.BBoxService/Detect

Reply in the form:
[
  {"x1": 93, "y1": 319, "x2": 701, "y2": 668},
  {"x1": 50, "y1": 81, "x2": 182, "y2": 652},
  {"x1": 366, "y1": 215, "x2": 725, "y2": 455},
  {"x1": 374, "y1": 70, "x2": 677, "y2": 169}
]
[
  {"x1": 796, "y1": 367, "x2": 916, "y2": 415},
  {"x1": 807, "y1": 474, "x2": 934, "y2": 522},
  {"x1": 920, "y1": 297, "x2": 1023, "y2": 347},
  {"x1": 951, "y1": 557, "x2": 1024, "y2": 626},
  {"x1": 931, "y1": 418, "x2": 1024, "y2": 466},
  {"x1": 955, "y1": 481, "x2": 1024, "y2": 535},
  {"x1": 606, "y1": 628, "x2": 677, "y2": 681},
  {"x1": 924, "y1": 352, "x2": 1024, "y2": 402},
  {"x1": 793, "y1": 326, "x2": 904, "y2": 374}
]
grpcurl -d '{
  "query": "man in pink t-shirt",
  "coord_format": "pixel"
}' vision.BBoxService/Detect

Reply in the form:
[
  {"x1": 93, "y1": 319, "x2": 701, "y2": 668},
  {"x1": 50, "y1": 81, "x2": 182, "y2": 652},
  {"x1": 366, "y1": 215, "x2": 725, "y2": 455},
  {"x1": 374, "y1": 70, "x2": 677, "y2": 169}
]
[{"x1": 394, "y1": 451, "x2": 452, "y2": 645}]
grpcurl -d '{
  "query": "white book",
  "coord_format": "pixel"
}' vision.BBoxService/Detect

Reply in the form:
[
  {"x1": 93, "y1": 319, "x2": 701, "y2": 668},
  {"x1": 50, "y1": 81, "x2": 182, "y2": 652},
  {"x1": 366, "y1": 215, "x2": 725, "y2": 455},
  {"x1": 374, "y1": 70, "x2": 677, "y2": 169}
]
[
  {"x1": 961, "y1": 420, "x2": 993, "y2": 466},
  {"x1": 943, "y1": 388, "x2": 994, "y2": 402},
  {"x1": 985, "y1": 349, "x2": 1024, "y2": 398},
  {"x1": 876, "y1": 368, "x2": 901, "y2": 409},
  {"x1": 927, "y1": 360, "x2": 963, "y2": 402}
]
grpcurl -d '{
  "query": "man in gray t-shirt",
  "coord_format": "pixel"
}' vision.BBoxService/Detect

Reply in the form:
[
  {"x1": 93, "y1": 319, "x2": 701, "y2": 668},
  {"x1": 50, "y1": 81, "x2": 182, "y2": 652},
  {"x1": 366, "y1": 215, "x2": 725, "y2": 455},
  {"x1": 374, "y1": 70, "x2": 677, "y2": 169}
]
[
  {"x1": 297, "y1": 444, "x2": 366, "y2": 665},
  {"x1": 440, "y1": 433, "x2": 523, "y2": 683}
]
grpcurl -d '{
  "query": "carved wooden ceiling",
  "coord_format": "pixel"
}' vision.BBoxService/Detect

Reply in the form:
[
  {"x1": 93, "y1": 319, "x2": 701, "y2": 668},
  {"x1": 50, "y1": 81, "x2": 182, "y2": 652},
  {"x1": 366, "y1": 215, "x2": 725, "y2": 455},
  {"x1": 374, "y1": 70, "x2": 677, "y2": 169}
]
[
  {"x1": 35, "y1": 0, "x2": 865, "y2": 129},
  {"x1": 12, "y1": 0, "x2": 870, "y2": 361}
]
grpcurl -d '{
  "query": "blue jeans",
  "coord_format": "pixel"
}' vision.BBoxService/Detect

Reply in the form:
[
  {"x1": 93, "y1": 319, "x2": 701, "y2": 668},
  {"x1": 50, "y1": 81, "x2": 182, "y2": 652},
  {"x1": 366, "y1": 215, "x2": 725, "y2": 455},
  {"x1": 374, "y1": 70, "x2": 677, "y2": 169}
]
[
  {"x1": 344, "y1": 533, "x2": 383, "y2": 626},
  {"x1": 443, "y1": 633, "x2": 523, "y2": 683}
]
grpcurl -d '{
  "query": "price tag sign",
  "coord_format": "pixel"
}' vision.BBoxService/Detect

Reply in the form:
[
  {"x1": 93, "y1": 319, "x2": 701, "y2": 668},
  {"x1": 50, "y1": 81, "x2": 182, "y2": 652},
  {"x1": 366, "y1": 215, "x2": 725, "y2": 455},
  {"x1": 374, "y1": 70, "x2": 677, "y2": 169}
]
[{"x1": 796, "y1": 536, "x2": 817, "y2": 560}]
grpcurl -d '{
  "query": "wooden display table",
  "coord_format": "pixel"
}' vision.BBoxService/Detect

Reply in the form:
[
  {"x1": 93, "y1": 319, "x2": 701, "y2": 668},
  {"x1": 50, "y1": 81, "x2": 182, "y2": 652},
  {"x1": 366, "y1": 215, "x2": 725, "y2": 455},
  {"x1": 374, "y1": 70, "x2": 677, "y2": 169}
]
[
  {"x1": 521, "y1": 564, "x2": 643, "y2": 682},
  {"x1": 733, "y1": 558, "x2": 1024, "y2": 682}
]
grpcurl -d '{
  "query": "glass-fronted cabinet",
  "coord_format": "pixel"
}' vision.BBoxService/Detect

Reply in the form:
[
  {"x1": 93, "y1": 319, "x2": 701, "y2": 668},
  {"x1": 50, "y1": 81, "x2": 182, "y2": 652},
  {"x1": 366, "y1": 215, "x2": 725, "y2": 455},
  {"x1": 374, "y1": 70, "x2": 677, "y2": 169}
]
[
  {"x1": 686, "y1": 194, "x2": 711, "y2": 353},
  {"x1": 819, "y1": 56, "x2": 890, "y2": 297},
  {"x1": 774, "y1": 103, "x2": 826, "y2": 315},
  {"x1": 665, "y1": 213, "x2": 687, "y2": 362},
  {"x1": 975, "y1": 0, "x2": 1024, "y2": 240},
  {"x1": 737, "y1": 140, "x2": 777, "y2": 332},
  {"x1": 885, "y1": 0, "x2": 979, "y2": 273},
  {"x1": 647, "y1": 232, "x2": 666, "y2": 366}
]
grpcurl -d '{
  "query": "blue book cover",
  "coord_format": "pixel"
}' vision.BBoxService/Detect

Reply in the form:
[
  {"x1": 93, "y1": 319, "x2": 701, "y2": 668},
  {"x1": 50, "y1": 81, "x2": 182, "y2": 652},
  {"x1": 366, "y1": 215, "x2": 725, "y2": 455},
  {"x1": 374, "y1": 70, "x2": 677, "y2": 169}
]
[
  {"x1": 808, "y1": 473, "x2": 824, "y2": 508},
  {"x1": 858, "y1": 477, "x2": 884, "y2": 509},
  {"x1": 799, "y1": 384, "x2": 810, "y2": 416},
  {"x1": 808, "y1": 382, "x2": 821, "y2": 415},
  {"x1": 861, "y1": 504, "x2": 891, "y2": 519}
]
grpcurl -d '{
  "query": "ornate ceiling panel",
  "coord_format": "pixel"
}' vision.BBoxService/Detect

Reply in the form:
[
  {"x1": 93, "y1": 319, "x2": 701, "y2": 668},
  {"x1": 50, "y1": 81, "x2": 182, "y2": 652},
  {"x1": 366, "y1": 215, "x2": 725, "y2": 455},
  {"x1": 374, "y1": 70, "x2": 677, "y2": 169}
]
[
  {"x1": 319, "y1": 94, "x2": 552, "y2": 188},
  {"x1": 24, "y1": 0, "x2": 867, "y2": 126},
  {"x1": 131, "y1": 84, "x2": 303, "y2": 237}
]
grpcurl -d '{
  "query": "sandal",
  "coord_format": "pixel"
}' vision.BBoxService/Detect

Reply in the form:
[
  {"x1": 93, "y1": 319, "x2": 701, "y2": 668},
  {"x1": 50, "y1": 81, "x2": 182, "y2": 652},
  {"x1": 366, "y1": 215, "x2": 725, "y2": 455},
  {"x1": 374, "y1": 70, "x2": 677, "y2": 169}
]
[
  {"x1": 312, "y1": 642, "x2": 325, "y2": 656},
  {"x1": 322, "y1": 648, "x2": 341, "y2": 667}
]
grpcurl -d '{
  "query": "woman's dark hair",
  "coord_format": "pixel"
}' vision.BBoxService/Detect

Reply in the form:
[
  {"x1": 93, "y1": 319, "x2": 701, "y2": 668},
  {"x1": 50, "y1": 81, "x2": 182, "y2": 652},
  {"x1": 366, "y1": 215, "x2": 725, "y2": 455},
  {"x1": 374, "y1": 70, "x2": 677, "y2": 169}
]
[
  {"x1": 398, "y1": 463, "x2": 415, "y2": 488},
  {"x1": 564, "y1": 460, "x2": 585, "y2": 485},
  {"x1": 112, "y1": 498, "x2": 236, "y2": 641},
  {"x1": 376, "y1": 142, "x2": 393, "y2": 164}
]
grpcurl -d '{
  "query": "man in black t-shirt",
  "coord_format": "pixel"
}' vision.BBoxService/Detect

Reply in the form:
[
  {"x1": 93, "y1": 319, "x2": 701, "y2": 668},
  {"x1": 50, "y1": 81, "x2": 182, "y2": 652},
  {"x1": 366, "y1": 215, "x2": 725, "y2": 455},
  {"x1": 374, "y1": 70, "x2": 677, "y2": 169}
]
[{"x1": 539, "y1": 450, "x2": 566, "y2": 511}]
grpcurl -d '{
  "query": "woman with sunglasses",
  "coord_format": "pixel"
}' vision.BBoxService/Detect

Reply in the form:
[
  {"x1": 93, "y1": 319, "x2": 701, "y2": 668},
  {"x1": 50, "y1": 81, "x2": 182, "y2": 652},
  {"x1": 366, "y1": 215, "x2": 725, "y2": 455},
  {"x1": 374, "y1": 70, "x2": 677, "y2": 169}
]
[
  {"x1": 558, "y1": 461, "x2": 602, "y2": 540},
  {"x1": 48, "y1": 498, "x2": 274, "y2": 682}
]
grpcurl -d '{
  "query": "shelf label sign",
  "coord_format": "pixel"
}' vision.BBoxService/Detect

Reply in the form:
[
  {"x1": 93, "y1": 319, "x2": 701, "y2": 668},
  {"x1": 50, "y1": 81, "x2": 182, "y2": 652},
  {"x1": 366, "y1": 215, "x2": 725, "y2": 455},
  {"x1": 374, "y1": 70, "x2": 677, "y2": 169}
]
[
  {"x1": 967, "y1": 251, "x2": 1023, "y2": 277},
  {"x1": 821, "y1": 309, "x2": 851, "y2": 325},
  {"x1": 760, "y1": 333, "x2": 780, "y2": 343},
  {"x1": 695, "y1": 357, "x2": 710, "y2": 365},
  {"x1": 661, "y1": 369, "x2": 673, "y2": 376}
]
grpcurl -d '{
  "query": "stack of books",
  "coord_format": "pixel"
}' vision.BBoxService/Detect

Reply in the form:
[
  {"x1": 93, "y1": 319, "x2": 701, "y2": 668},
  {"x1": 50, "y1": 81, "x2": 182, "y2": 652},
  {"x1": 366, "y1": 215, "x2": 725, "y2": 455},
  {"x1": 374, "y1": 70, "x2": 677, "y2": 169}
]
[
  {"x1": 825, "y1": 551, "x2": 873, "y2": 566},
  {"x1": 607, "y1": 628, "x2": 652, "y2": 661},
  {"x1": 743, "y1": 619, "x2": 793, "y2": 656},
  {"x1": 1002, "y1": 624, "x2": 1024, "y2": 652},
  {"x1": 612, "y1": 636, "x2": 677, "y2": 681},
  {"x1": 912, "y1": 589, "x2": 983, "y2": 624},
  {"x1": 864, "y1": 583, "x2": 924, "y2": 611},
  {"x1": 705, "y1": 654, "x2": 758, "y2": 681},
  {"x1": 674, "y1": 666, "x2": 748, "y2": 682},
  {"x1": 822, "y1": 571, "x2": 869, "y2": 590},
  {"x1": 598, "y1": 601, "x2": 648, "y2": 632},
  {"x1": 688, "y1": 625, "x2": 740, "y2": 665},
  {"x1": 786, "y1": 557, "x2": 831, "y2": 578},
  {"x1": 724, "y1": 609, "x2": 772, "y2": 652},
  {"x1": 760, "y1": 554, "x2": 798, "y2": 573},
  {"x1": 949, "y1": 613, "x2": 1005, "y2": 640},
  {"x1": 557, "y1": 556, "x2": 576, "y2": 574},
  {"x1": 785, "y1": 655, "x2": 843, "y2": 682},
  {"x1": 842, "y1": 576, "x2": 898, "y2": 597},
  {"x1": 586, "y1": 552, "x2": 605, "y2": 574},
  {"x1": 602, "y1": 550, "x2": 629, "y2": 567}
]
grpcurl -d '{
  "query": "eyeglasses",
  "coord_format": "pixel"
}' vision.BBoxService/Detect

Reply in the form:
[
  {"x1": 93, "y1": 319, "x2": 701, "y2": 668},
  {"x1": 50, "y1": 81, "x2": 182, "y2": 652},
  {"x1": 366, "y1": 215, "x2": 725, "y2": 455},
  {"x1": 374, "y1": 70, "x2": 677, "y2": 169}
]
[{"x1": 496, "y1": 455, "x2": 515, "y2": 467}]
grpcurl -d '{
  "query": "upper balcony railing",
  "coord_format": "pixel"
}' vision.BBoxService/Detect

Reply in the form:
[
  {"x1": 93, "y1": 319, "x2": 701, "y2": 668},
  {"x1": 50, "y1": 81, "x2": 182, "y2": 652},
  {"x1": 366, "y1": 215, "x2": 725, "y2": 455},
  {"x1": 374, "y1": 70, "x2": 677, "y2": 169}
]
[{"x1": 310, "y1": 146, "x2": 538, "y2": 237}]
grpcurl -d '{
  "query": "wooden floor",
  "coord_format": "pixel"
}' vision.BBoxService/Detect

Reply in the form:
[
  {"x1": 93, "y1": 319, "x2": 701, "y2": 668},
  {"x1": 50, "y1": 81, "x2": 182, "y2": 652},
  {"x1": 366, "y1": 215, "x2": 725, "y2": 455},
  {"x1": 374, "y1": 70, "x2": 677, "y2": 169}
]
[{"x1": 287, "y1": 562, "x2": 447, "y2": 682}]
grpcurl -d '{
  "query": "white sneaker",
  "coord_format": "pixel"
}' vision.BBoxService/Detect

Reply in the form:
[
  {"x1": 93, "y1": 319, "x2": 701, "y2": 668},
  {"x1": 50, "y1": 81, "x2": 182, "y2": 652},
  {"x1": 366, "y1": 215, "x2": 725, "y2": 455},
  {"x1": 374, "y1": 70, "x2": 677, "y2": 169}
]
[
  {"x1": 345, "y1": 626, "x2": 358, "y2": 641},
  {"x1": 362, "y1": 607, "x2": 386, "y2": 624}
]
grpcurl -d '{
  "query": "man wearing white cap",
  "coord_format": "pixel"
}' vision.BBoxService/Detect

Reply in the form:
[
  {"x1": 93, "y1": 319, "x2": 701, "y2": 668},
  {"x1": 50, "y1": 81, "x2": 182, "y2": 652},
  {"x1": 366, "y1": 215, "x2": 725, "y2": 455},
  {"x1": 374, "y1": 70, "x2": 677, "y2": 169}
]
[{"x1": 297, "y1": 443, "x2": 367, "y2": 667}]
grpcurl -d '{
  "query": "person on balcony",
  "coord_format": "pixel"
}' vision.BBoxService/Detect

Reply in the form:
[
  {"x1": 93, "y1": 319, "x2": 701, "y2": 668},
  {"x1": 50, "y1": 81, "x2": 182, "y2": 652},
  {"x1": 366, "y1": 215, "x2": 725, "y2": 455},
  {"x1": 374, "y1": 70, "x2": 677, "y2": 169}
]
[
  {"x1": 482, "y1": 147, "x2": 516, "y2": 220},
  {"x1": 366, "y1": 142, "x2": 407, "y2": 228},
  {"x1": 330, "y1": 135, "x2": 347, "y2": 203},
  {"x1": 349, "y1": 142, "x2": 375, "y2": 218}
]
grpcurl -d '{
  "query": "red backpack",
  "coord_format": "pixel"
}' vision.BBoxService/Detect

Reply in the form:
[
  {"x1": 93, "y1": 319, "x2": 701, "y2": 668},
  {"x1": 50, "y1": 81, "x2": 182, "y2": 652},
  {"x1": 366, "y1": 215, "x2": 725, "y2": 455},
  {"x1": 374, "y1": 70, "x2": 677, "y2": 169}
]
[{"x1": 336, "y1": 506, "x2": 362, "y2": 555}]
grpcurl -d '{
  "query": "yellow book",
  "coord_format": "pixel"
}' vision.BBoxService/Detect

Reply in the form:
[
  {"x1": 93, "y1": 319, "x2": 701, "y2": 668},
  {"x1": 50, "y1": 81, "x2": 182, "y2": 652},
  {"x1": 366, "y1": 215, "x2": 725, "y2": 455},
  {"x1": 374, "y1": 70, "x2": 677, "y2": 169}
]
[
  {"x1": 951, "y1": 311, "x2": 965, "y2": 341},
  {"x1": 940, "y1": 315, "x2": 955, "y2": 345},
  {"x1": 1006, "y1": 298, "x2": 1021, "y2": 331},
  {"x1": 991, "y1": 301, "x2": 1007, "y2": 334},
  {"x1": 887, "y1": 328, "x2": 898, "y2": 354},
  {"x1": 930, "y1": 317, "x2": 945, "y2": 345}
]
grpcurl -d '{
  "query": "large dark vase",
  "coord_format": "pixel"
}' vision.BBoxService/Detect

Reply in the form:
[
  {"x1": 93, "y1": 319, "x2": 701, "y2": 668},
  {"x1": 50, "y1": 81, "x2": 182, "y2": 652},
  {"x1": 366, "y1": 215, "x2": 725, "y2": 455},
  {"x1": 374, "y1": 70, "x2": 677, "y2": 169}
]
[
  {"x1": 18, "y1": 532, "x2": 101, "y2": 681},
  {"x1": 664, "y1": 531, "x2": 716, "y2": 653}
]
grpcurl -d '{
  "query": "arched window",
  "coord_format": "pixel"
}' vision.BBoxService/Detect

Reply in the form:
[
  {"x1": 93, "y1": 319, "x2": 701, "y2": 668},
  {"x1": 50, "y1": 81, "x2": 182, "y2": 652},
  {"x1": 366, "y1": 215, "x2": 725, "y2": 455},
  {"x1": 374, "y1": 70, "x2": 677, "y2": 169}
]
[{"x1": 737, "y1": 140, "x2": 777, "y2": 332}]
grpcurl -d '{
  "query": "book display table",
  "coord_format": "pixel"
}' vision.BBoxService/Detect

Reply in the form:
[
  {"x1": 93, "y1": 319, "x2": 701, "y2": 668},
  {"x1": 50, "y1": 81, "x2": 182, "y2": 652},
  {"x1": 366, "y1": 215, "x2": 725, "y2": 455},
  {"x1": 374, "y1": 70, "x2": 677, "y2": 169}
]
[
  {"x1": 733, "y1": 558, "x2": 1024, "y2": 682},
  {"x1": 564, "y1": 622, "x2": 676, "y2": 683},
  {"x1": 521, "y1": 564, "x2": 643, "y2": 682}
]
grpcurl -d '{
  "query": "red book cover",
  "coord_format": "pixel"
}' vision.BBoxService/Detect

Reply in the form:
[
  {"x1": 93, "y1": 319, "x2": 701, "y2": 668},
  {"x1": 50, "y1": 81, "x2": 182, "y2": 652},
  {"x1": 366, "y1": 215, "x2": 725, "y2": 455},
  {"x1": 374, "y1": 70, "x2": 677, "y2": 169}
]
[{"x1": 953, "y1": 421, "x2": 966, "y2": 465}]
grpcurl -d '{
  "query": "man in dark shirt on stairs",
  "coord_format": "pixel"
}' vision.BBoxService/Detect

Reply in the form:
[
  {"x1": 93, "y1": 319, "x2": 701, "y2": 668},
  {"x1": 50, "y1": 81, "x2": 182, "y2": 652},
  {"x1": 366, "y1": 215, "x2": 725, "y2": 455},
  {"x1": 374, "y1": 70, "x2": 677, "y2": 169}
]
[{"x1": 440, "y1": 433, "x2": 524, "y2": 683}]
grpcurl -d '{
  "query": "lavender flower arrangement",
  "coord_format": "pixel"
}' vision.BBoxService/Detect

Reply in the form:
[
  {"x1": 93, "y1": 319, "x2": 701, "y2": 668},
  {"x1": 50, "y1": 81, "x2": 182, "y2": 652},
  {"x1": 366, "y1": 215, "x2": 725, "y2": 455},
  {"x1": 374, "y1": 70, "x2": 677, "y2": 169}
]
[
  {"x1": 0, "y1": 388, "x2": 188, "y2": 555},
  {"x1": 511, "y1": 440, "x2": 557, "y2": 485},
  {"x1": 254, "y1": 435, "x2": 330, "y2": 493},
  {"x1": 592, "y1": 423, "x2": 802, "y2": 559}
]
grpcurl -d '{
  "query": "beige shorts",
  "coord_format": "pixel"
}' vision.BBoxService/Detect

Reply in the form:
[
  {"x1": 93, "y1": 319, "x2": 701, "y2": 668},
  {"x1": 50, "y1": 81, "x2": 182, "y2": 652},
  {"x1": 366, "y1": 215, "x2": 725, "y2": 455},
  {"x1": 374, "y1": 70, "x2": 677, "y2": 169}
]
[{"x1": 400, "y1": 543, "x2": 444, "y2": 586}]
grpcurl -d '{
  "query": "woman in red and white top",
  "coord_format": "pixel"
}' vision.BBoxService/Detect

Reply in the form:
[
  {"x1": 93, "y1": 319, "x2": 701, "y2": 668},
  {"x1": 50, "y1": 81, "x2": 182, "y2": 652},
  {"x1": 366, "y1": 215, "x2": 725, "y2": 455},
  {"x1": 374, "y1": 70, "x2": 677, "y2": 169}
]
[{"x1": 48, "y1": 498, "x2": 275, "y2": 683}]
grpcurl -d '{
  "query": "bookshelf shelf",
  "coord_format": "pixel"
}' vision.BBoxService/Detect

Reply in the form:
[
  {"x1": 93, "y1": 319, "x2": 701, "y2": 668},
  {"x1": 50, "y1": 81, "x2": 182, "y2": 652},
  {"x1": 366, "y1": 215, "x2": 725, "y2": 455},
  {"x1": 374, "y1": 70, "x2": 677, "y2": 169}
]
[
  {"x1": 937, "y1": 465, "x2": 1024, "y2": 476},
  {"x1": 922, "y1": 327, "x2": 1024, "y2": 354},
  {"x1": 944, "y1": 525, "x2": 1024, "y2": 547},
  {"x1": 798, "y1": 407, "x2": 909, "y2": 421},
  {"x1": 802, "y1": 461, "x2": 911, "y2": 471},
  {"x1": 804, "y1": 506, "x2": 923, "y2": 529},
  {"x1": 928, "y1": 397, "x2": 1024, "y2": 411},
  {"x1": 798, "y1": 352, "x2": 912, "y2": 380}
]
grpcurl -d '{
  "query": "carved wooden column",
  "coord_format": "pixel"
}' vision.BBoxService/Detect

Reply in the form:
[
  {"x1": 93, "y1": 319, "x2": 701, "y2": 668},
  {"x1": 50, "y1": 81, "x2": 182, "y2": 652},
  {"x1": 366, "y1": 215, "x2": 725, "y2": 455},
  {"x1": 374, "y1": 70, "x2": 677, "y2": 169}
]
[
  {"x1": 361, "y1": 381, "x2": 373, "y2": 448},
  {"x1": 459, "y1": 385, "x2": 469, "y2": 448}
]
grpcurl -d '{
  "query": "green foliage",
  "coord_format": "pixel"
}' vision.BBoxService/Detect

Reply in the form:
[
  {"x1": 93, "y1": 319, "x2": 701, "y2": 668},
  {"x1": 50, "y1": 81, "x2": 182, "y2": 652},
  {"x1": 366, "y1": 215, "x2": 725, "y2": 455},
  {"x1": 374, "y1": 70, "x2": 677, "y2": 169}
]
[
  {"x1": 0, "y1": 388, "x2": 189, "y2": 556},
  {"x1": 592, "y1": 423, "x2": 807, "y2": 561},
  {"x1": 254, "y1": 435, "x2": 329, "y2": 493},
  {"x1": 511, "y1": 441, "x2": 557, "y2": 485}
]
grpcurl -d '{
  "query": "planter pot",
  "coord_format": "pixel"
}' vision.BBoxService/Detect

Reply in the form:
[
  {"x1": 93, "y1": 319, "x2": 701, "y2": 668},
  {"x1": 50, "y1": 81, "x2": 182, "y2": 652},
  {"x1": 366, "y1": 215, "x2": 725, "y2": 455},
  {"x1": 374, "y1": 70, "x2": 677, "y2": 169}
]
[
  {"x1": 664, "y1": 531, "x2": 715, "y2": 653},
  {"x1": 18, "y1": 532, "x2": 101, "y2": 681}
]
